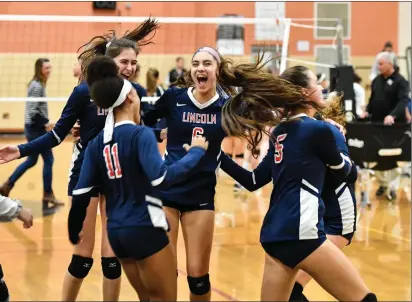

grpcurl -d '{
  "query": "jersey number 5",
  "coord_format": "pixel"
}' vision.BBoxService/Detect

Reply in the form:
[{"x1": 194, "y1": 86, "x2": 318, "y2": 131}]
[
  {"x1": 274, "y1": 134, "x2": 287, "y2": 164},
  {"x1": 103, "y1": 143, "x2": 122, "y2": 179},
  {"x1": 192, "y1": 127, "x2": 204, "y2": 143}
]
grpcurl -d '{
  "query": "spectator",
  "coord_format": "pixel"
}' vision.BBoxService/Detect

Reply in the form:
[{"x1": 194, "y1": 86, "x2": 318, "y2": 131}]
[
  {"x1": 406, "y1": 96, "x2": 412, "y2": 123},
  {"x1": 370, "y1": 41, "x2": 398, "y2": 81},
  {"x1": 0, "y1": 58, "x2": 63, "y2": 209},
  {"x1": 361, "y1": 51, "x2": 410, "y2": 200},
  {"x1": 362, "y1": 52, "x2": 409, "y2": 124},
  {"x1": 146, "y1": 67, "x2": 165, "y2": 97},
  {"x1": 353, "y1": 73, "x2": 366, "y2": 117},
  {"x1": 166, "y1": 56, "x2": 186, "y2": 87}
]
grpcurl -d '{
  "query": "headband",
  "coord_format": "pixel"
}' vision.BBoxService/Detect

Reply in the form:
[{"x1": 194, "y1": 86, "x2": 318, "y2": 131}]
[
  {"x1": 317, "y1": 73, "x2": 326, "y2": 84},
  {"x1": 103, "y1": 79, "x2": 133, "y2": 143},
  {"x1": 192, "y1": 46, "x2": 221, "y2": 64}
]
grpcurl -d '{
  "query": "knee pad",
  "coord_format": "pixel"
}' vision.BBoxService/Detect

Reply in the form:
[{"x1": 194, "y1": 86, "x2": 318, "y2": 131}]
[
  {"x1": 361, "y1": 293, "x2": 377, "y2": 302},
  {"x1": 187, "y1": 273, "x2": 210, "y2": 296},
  {"x1": 68, "y1": 255, "x2": 93, "y2": 279},
  {"x1": 101, "y1": 257, "x2": 121, "y2": 280}
]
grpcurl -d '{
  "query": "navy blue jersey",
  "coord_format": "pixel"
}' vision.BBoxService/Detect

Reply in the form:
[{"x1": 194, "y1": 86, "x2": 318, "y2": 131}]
[
  {"x1": 143, "y1": 86, "x2": 228, "y2": 204},
  {"x1": 18, "y1": 81, "x2": 146, "y2": 158},
  {"x1": 133, "y1": 82, "x2": 147, "y2": 100},
  {"x1": 220, "y1": 114, "x2": 352, "y2": 242},
  {"x1": 70, "y1": 121, "x2": 206, "y2": 233},
  {"x1": 141, "y1": 85, "x2": 164, "y2": 118},
  {"x1": 322, "y1": 124, "x2": 357, "y2": 235}
]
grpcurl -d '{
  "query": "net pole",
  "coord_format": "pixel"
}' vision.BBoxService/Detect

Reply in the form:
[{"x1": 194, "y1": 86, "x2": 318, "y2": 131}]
[
  {"x1": 336, "y1": 18, "x2": 344, "y2": 66},
  {"x1": 279, "y1": 18, "x2": 291, "y2": 74}
]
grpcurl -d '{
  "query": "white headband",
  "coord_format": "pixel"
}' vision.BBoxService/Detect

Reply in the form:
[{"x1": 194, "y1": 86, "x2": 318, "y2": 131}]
[
  {"x1": 317, "y1": 73, "x2": 326, "y2": 84},
  {"x1": 104, "y1": 79, "x2": 133, "y2": 143}
]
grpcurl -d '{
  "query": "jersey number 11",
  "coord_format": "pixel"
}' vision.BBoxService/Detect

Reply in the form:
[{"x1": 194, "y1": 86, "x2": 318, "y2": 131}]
[{"x1": 103, "y1": 143, "x2": 123, "y2": 179}]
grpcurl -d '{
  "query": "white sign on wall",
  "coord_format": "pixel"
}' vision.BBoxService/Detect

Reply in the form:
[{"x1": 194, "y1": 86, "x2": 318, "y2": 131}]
[
  {"x1": 216, "y1": 14, "x2": 245, "y2": 55},
  {"x1": 297, "y1": 40, "x2": 310, "y2": 52},
  {"x1": 255, "y1": 2, "x2": 286, "y2": 41}
]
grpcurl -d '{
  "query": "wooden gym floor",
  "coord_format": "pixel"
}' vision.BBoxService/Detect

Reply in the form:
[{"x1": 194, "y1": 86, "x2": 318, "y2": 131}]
[{"x1": 0, "y1": 137, "x2": 410, "y2": 301}]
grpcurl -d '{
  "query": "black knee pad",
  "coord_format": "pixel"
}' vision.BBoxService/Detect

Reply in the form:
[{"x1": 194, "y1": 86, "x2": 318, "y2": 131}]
[
  {"x1": 68, "y1": 255, "x2": 93, "y2": 279},
  {"x1": 361, "y1": 293, "x2": 377, "y2": 302},
  {"x1": 187, "y1": 273, "x2": 210, "y2": 296},
  {"x1": 101, "y1": 257, "x2": 121, "y2": 280}
]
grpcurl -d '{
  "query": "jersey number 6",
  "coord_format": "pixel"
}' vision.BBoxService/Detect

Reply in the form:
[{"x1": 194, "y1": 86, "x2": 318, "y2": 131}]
[
  {"x1": 192, "y1": 127, "x2": 204, "y2": 143},
  {"x1": 103, "y1": 143, "x2": 122, "y2": 179},
  {"x1": 274, "y1": 134, "x2": 287, "y2": 164}
]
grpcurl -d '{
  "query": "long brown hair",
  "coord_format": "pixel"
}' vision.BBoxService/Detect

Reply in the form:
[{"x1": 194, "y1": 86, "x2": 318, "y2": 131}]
[
  {"x1": 319, "y1": 93, "x2": 345, "y2": 125},
  {"x1": 146, "y1": 68, "x2": 159, "y2": 95},
  {"x1": 220, "y1": 55, "x2": 311, "y2": 154},
  {"x1": 77, "y1": 17, "x2": 159, "y2": 81},
  {"x1": 29, "y1": 58, "x2": 50, "y2": 86}
]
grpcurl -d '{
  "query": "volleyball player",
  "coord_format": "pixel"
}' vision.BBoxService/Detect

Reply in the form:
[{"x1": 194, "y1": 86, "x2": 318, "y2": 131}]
[
  {"x1": 144, "y1": 67, "x2": 167, "y2": 147},
  {"x1": 68, "y1": 56, "x2": 208, "y2": 301},
  {"x1": 289, "y1": 82, "x2": 358, "y2": 301},
  {"x1": 219, "y1": 61, "x2": 377, "y2": 301},
  {"x1": 142, "y1": 47, "x2": 231, "y2": 301},
  {"x1": 142, "y1": 46, "x2": 301, "y2": 301},
  {"x1": 0, "y1": 18, "x2": 159, "y2": 301}
]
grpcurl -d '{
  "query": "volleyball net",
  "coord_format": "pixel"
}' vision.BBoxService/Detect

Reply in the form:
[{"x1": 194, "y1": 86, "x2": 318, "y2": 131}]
[{"x1": 0, "y1": 14, "x2": 344, "y2": 132}]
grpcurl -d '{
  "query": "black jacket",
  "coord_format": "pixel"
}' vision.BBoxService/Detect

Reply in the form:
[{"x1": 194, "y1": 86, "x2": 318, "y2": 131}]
[
  {"x1": 367, "y1": 71, "x2": 410, "y2": 122},
  {"x1": 168, "y1": 68, "x2": 187, "y2": 86}
]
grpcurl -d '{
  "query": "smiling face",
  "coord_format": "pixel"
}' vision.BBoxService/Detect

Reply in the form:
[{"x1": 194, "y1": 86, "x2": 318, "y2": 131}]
[
  {"x1": 190, "y1": 51, "x2": 218, "y2": 95},
  {"x1": 113, "y1": 48, "x2": 138, "y2": 80}
]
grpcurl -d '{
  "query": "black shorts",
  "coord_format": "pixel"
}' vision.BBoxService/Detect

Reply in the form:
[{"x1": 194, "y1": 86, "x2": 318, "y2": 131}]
[
  {"x1": 162, "y1": 199, "x2": 215, "y2": 213},
  {"x1": 108, "y1": 226, "x2": 169, "y2": 261},
  {"x1": 324, "y1": 226, "x2": 355, "y2": 245},
  {"x1": 261, "y1": 235, "x2": 327, "y2": 269}
]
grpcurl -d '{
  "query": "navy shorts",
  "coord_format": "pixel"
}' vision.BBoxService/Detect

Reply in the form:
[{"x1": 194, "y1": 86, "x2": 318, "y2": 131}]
[
  {"x1": 162, "y1": 199, "x2": 215, "y2": 213},
  {"x1": 261, "y1": 235, "x2": 327, "y2": 269},
  {"x1": 108, "y1": 226, "x2": 169, "y2": 261},
  {"x1": 324, "y1": 226, "x2": 355, "y2": 245},
  {"x1": 68, "y1": 142, "x2": 100, "y2": 197}
]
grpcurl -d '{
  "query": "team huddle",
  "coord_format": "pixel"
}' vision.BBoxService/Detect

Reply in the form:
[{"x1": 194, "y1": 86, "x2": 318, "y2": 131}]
[{"x1": 0, "y1": 17, "x2": 378, "y2": 301}]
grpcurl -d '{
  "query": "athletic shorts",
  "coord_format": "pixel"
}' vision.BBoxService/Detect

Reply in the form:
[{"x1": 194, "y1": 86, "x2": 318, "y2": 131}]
[
  {"x1": 162, "y1": 199, "x2": 215, "y2": 213},
  {"x1": 261, "y1": 235, "x2": 327, "y2": 269},
  {"x1": 108, "y1": 226, "x2": 169, "y2": 261},
  {"x1": 324, "y1": 226, "x2": 355, "y2": 245}
]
